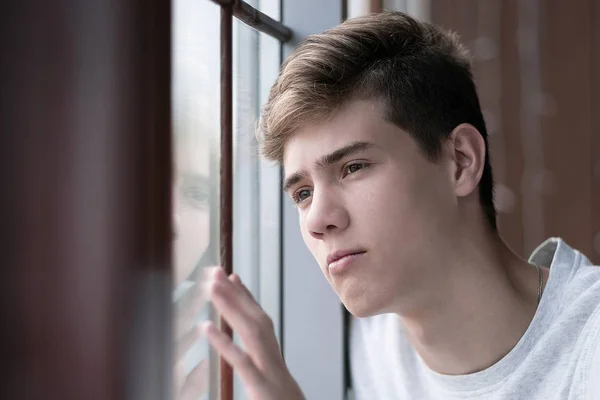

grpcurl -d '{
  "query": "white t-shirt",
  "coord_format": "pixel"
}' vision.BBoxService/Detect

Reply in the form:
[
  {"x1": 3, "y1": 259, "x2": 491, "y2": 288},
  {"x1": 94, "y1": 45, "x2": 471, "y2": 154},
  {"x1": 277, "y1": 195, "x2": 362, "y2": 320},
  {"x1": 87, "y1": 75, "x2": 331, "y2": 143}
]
[{"x1": 350, "y1": 238, "x2": 600, "y2": 399}]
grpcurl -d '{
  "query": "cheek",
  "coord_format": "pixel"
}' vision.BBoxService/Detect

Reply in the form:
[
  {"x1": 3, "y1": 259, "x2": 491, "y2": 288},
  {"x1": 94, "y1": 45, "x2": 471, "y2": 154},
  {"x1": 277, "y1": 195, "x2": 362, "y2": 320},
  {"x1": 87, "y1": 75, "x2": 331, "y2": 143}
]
[
  {"x1": 351, "y1": 165, "x2": 448, "y2": 242},
  {"x1": 180, "y1": 209, "x2": 209, "y2": 247},
  {"x1": 353, "y1": 170, "x2": 411, "y2": 219},
  {"x1": 174, "y1": 209, "x2": 210, "y2": 270}
]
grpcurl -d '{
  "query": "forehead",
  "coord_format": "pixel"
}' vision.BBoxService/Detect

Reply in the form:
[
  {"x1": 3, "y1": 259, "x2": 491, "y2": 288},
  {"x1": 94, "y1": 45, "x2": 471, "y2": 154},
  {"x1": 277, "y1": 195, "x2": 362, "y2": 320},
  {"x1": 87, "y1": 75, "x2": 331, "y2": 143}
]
[
  {"x1": 283, "y1": 99, "x2": 408, "y2": 172},
  {"x1": 175, "y1": 132, "x2": 210, "y2": 176}
]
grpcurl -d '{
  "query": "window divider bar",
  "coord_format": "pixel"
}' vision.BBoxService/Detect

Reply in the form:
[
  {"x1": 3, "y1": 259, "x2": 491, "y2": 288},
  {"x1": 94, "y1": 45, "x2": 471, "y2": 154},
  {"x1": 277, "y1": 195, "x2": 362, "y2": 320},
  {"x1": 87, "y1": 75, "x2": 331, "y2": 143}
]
[
  {"x1": 209, "y1": 0, "x2": 293, "y2": 42},
  {"x1": 220, "y1": 3, "x2": 234, "y2": 400}
]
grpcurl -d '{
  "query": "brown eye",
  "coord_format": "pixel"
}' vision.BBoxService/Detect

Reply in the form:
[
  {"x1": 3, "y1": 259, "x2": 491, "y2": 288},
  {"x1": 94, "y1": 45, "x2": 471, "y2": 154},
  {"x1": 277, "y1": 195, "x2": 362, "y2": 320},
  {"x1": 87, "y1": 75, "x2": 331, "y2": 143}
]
[
  {"x1": 345, "y1": 163, "x2": 366, "y2": 176},
  {"x1": 293, "y1": 188, "x2": 312, "y2": 203}
]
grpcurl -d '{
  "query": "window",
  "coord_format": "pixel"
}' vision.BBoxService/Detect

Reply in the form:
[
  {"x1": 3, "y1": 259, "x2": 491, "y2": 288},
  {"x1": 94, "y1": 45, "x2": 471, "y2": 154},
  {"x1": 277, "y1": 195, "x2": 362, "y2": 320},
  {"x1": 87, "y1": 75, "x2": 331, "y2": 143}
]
[
  {"x1": 171, "y1": 1, "x2": 291, "y2": 399},
  {"x1": 171, "y1": 0, "x2": 220, "y2": 397},
  {"x1": 232, "y1": 12, "x2": 284, "y2": 400}
]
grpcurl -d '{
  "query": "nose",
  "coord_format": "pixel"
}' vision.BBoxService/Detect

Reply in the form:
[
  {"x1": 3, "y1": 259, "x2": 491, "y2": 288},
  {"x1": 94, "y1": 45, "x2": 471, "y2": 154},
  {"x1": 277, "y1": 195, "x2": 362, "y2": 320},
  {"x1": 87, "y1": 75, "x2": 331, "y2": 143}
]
[{"x1": 305, "y1": 188, "x2": 350, "y2": 240}]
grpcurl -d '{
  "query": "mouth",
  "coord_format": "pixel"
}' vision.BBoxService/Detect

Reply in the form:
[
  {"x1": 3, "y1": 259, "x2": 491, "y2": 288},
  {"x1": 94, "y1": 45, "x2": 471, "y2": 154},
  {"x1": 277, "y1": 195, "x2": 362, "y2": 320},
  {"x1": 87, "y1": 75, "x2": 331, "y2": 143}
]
[{"x1": 327, "y1": 250, "x2": 367, "y2": 274}]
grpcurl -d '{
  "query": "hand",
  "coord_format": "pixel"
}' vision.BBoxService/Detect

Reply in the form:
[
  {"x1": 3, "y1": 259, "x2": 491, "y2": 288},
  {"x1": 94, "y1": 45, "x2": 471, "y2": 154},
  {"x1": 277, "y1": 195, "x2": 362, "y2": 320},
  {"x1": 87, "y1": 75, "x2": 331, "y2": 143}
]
[
  {"x1": 203, "y1": 267, "x2": 305, "y2": 400},
  {"x1": 173, "y1": 274, "x2": 210, "y2": 400}
]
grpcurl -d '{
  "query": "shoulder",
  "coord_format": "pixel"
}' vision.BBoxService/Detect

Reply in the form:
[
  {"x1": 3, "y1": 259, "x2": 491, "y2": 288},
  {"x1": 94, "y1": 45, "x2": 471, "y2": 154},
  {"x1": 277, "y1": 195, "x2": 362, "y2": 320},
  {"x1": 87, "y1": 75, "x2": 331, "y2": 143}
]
[
  {"x1": 584, "y1": 301, "x2": 600, "y2": 399},
  {"x1": 549, "y1": 238, "x2": 600, "y2": 313},
  {"x1": 562, "y1": 257, "x2": 600, "y2": 313},
  {"x1": 567, "y1": 257, "x2": 600, "y2": 399}
]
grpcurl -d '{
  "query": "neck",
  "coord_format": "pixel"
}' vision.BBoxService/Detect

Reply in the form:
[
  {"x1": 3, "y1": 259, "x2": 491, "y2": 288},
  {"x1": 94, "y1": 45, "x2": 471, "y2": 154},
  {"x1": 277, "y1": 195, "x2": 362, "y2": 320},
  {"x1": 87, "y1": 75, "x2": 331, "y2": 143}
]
[{"x1": 396, "y1": 227, "x2": 547, "y2": 375}]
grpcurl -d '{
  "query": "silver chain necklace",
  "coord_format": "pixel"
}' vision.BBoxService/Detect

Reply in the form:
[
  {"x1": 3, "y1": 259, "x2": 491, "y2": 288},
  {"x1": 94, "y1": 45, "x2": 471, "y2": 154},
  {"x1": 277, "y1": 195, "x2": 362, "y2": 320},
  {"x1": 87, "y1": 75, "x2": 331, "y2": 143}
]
[{"x1": 534, "y1": 263, "x2": 544, "y2": 306}]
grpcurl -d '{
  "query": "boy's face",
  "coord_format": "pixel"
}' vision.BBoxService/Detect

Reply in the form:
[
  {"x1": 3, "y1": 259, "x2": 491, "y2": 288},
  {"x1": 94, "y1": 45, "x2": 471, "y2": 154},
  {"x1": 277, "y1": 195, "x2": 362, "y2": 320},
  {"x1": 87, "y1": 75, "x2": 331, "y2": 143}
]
[
  {"x1": 283, "y1": 99, "x2": 459, "y2": 317},
  {"x1": 173, "y1": 132, "x2": 211, "y2": 286}
]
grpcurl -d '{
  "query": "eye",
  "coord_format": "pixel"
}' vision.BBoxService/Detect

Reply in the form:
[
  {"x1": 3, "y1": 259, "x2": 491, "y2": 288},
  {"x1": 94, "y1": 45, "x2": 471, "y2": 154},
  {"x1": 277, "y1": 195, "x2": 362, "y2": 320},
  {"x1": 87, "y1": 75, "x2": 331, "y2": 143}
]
[
  {"x1": 343, "y1": 162, "x2": 367, "y2": 177},
  {"x1": 292, "y1": 188, "x2": 312, "y2": 204},
  {"x1": 183, "y1": 185, "x2": 209, "y2": 210}
]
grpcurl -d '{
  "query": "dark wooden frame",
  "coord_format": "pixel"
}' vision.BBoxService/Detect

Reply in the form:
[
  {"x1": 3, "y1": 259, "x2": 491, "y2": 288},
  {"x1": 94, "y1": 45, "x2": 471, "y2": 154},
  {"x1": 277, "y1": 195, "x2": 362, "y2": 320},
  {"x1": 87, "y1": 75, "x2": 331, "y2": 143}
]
[
  {"x1": 1, "y1": 0, "x2": 173, "y2": 399},
  {"x1": 211, "y1": 0, "x2": 293, "y2": 41}
]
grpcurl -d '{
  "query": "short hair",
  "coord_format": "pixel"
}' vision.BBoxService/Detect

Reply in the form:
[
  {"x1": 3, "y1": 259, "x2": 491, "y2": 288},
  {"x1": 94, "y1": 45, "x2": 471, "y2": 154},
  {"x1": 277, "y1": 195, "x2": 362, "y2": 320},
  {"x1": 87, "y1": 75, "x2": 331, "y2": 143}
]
[{"x1": 257, "y1": 11, "x2": 497, "y2": 231}]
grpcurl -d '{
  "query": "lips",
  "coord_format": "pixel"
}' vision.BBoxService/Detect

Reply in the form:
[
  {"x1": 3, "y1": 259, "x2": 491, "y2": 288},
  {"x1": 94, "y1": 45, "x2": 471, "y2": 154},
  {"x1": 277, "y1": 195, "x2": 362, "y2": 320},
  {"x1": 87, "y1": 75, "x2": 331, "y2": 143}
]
[{"x1": 326, "y1": 249, "x2": 367, "y2": 266}]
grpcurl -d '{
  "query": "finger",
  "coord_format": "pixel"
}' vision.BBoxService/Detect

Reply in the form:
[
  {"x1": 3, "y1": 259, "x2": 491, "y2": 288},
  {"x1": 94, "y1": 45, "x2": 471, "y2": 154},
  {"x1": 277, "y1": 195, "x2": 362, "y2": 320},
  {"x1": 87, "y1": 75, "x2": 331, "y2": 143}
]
[
  {"x1": 211, "y1": 270, "x2": 264, "y2": 329},
  {"x1": 209, "y1": 274, "x2": 279, "y2": 362},
  {"x1": 179, "y1": 360, "x2": 209, "y2": 400},
  {"x1": 175, "y1": 283, "x2": 208, "y2": 339},
  {"x1": 202, "y1": 321, "x2": 262, "y2": 385},
  {"x1": 229, "y1": 273, "x2": 255, "y2": 300}
]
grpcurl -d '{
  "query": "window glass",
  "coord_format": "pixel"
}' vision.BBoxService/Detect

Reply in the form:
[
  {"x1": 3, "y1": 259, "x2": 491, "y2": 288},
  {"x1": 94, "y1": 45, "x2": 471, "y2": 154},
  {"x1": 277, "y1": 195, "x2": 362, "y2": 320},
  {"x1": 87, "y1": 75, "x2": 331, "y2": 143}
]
[
  {"x1": 172, "y1": 0, "x2": 220, "y2": 399},
  {"x1": 232, "y1": 17, "x2": 283, "y2": 400}
]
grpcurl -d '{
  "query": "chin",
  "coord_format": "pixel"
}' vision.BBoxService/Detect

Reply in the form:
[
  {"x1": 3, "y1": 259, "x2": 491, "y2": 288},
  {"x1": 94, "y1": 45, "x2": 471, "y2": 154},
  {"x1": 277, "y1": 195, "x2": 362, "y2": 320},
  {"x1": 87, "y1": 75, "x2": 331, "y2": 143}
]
[
  {"x1": 342, "y1": 297, "x2": 387, "y2": 318},
  {"x1": 334, "y1": 279, "x2": 392, "y2": 318}
]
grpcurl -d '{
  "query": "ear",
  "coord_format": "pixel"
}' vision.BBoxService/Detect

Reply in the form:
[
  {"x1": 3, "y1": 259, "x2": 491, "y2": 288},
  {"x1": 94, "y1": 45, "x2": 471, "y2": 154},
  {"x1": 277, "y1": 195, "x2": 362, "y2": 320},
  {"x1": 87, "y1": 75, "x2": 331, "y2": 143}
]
[{"x1": 448, "y1": 123, "x2": 486, "y2": 198}]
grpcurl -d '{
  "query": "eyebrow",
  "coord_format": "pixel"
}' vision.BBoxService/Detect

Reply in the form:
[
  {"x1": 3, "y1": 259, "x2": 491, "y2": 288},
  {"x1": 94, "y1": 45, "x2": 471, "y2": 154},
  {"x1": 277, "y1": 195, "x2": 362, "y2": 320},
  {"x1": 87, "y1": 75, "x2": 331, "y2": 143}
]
[
  {"x1": 282, "y1": 141, "x2": 379, "y2": 192},
  {"x1": 178, "y1": 171, "x2": 210, "y2": 186}
]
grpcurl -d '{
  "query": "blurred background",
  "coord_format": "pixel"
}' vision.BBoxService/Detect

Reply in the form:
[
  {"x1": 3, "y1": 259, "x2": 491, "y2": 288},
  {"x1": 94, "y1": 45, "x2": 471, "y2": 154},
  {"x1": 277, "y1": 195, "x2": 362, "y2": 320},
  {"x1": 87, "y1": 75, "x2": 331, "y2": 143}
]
[
  {"x1": 430, "y1": 0, "x2": 600, "y2": 261},
  {"x1": 1, "y1": 0, "x2": 598, "y2": 399}
]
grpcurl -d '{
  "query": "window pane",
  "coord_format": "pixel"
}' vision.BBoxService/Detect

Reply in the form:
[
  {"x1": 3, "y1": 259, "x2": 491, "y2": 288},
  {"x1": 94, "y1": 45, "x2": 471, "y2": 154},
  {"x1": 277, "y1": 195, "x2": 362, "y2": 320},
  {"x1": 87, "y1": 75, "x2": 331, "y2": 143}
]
[
  {"x1": 232, "y1": 19, "x2": 282, "y2": 400},
  {"x1": 233, "y1": 21, "x2": 260, "y2": 299},
  {"x1": 256, "y1": 0, "x2": 281, "y2": 22},
  {"x1": 256, "y1": 32, "x2": 282, "y2": 345},
  {"x1": 172, "y1": 0, "x2": 220, "y2": 399}
]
